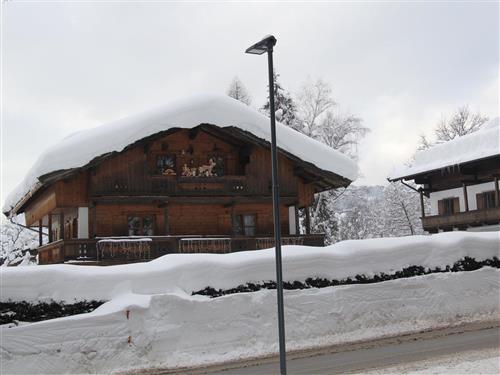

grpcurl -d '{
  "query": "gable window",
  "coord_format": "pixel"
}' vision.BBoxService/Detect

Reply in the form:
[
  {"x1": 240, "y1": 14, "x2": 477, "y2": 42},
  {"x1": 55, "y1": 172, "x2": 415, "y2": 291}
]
[
  {"x1": 438, "y1": 197, "x2": 459, "y2": 216},
  {"x1": 477, "y1": 191, "x2": 496, "y2": 210},
  {"x1": 156, "y1": 154, "x2": 176, "y2": 176},
  {"x1": 128, "y1": 215, "x2": 154, "y2": 236},
  {"x1": 233, "y1": 214, "x2": 256, "y2": 236}
]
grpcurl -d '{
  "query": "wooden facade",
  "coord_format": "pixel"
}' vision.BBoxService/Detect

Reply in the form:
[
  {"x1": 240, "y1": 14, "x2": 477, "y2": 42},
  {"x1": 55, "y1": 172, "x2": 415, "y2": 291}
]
[{"x1": 16, "y1": 125, "x2": 350, "y2": 264}]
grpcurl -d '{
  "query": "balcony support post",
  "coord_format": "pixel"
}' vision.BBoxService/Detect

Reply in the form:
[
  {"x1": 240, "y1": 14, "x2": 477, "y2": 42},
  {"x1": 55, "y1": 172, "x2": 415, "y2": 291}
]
[
  {"x1": 495, "y1": 176, "x2": 499, "y2": 207},
  {"x1": 48, "y1": 214, "x2": 53, "y2": 243},
  {"x1": 38, "y1": 219, "x2": 43, "y2": 247},
  {"x1": 60, "y1": 212, "x2": 65, "y2": 240},
  {"x1": 462, "y1": 183, "x2": 469, "y2": 212},
  {"x1": 419, "y1": 189, "x2": 425, "y2": 218}
]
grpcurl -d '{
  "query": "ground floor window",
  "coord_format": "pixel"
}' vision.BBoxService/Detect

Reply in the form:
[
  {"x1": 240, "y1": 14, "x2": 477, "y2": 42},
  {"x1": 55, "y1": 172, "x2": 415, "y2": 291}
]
[
  {"x1": 233, "y1": 214, "x2": 256, "y2": 236},
  {"x1": 128, "y1": 215, "x2": 154, "y2": 236}
]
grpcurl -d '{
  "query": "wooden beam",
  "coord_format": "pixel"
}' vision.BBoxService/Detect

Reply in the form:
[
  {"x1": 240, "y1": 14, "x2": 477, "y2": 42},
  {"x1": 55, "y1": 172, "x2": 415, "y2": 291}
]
[{"x1": 462, "y1": 183, "x2": 469, "y2": 212}]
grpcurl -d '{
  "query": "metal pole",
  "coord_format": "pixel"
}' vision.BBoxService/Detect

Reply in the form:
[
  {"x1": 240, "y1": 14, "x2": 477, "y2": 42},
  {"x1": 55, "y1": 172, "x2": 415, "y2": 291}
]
[{"x1": 267, "y1": 43, "x2": 287, "y2": 375}]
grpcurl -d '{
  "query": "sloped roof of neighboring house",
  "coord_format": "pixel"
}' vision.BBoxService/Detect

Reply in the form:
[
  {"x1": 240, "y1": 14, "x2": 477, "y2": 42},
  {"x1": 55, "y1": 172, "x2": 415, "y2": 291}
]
[
  {"x1": 4, "y1": 94, "x2": 358, "y2": 216},
  {"x1": 389, "y1": 117, "x2": 500, "y2": 181}
]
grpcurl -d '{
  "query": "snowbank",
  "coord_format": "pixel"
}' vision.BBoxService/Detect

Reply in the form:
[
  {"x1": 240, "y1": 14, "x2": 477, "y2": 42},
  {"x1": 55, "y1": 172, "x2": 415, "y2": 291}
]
[
  {"x1": 3, "y1": 94, "x2": 358, "y2": 215},
  {"x1": 1, "y1": 231, "x2": 499, "y2": 374},
  {"x1": 390, "y1": 117, "x2": 499, "y2": 180},
  {"x1": 1, "y1": 268, "x2": 499, "y2": 374},
  {"x1": 1, "y1": 231, "x2": 498, "y2": 302}
]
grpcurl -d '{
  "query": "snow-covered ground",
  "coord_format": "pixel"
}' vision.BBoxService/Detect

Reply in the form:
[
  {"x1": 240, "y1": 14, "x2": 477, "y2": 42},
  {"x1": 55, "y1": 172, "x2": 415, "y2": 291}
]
[{"x1": 1, "y1": 231, "x2": 499, "y2": 374}]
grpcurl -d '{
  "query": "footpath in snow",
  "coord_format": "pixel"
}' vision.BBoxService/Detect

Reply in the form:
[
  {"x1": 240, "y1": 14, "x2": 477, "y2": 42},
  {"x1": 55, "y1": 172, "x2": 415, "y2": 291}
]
[{"x1": 1, "y1": 231, "x2": 499, "y2": 374}]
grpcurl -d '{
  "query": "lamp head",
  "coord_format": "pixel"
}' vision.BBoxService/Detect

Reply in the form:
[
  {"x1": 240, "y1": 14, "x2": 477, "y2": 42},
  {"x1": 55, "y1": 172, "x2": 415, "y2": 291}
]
[{"x1": 245, "y1": 35, "x2": 277, "y2": 55}]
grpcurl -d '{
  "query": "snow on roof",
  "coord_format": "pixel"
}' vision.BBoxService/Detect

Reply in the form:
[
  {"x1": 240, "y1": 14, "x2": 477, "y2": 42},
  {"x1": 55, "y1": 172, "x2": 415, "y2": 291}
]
[
  {"x1": 3, "y1": 94, "x2": 358, "y2": 215},
  {"x1": 389, "y1": 117, "x2": 500, "y2": 181}
]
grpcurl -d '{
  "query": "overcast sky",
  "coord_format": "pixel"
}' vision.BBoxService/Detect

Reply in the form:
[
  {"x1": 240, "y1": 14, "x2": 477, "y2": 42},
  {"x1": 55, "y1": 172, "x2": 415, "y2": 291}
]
[{"x1": 2, "y1": 2, "x2": 499, "y2": 205}]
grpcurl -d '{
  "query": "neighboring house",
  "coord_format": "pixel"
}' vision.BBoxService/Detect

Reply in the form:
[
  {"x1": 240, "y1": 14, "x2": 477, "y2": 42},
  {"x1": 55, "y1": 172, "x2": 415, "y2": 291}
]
[
  {"x1": 3, "y1": 94, "x2": 357, "y2": 264},
  {"x1": 389, "y1": 117, "x2": 500, "y2": 233}
]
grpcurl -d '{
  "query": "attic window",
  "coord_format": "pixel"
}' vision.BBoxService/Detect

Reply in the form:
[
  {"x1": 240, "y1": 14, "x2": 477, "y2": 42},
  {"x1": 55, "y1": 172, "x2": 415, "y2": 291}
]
[{"x1": 156, "y1": 154, "x2": 176, "y2": 176}]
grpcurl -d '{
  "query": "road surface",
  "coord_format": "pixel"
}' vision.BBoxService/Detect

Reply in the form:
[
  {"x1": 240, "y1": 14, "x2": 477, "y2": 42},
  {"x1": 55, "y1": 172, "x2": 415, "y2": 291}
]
[{"x1": 209, "y1": 326, "x2": 499, "y2": 375}]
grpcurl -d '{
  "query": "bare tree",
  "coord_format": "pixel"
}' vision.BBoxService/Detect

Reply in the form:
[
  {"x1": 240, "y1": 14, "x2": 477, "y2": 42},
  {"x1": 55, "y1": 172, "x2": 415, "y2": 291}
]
[
  {"x1": 296, "y1": 78, "x2": 335, "y2": 138},
  {"x1": 320, "y1": 112, "x2": 369, "y2": 159},
  {"x1": 419, "y1": 106, "x2": 488, "y2": 150},
  {"x1": 226, "y1": 76, "x2": 252, "y2": 105}
]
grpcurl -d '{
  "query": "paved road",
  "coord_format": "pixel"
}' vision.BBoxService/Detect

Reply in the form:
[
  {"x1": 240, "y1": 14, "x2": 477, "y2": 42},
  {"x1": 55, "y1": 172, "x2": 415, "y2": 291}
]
[{"x1": 210, "y1": 327, "x2": 499, "y2": 375}]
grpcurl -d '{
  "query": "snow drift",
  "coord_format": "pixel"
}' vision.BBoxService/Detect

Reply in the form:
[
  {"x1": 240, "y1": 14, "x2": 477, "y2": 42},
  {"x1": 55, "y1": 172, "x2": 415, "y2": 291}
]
[
  {"x1": 1, "y1": 231, "x2": 499, "y2": 374},
  {"x1": 1, "y1": 231, "x2": 498, "y2": 302},
  {"x1": 3, "y1": 94, "x2": 358, "y2": 215}
]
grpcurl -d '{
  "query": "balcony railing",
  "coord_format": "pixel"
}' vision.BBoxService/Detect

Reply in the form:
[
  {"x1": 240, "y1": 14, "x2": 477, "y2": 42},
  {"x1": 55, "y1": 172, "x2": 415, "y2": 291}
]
[
  {"x1": 36, "y1": 234, "x2": 326, "y2": 265},
  {"x1": 422, "y1": 206, "x2": 500, "y2": 231}
]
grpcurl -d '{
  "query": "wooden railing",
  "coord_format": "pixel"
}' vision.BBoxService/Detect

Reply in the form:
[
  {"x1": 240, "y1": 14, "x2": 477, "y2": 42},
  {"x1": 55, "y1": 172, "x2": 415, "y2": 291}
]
[
  {"x1": 422, "y1": 206, "x2": 500, "y2": 231},
  {"x1": 36, "y1": 234, "x2": 326, "y2": 265}
]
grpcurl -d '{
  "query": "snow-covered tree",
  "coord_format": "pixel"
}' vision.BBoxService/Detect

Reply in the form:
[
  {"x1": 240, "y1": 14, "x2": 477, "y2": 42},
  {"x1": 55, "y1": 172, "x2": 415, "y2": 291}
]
[
  {"x1": 1, "y1": 216, "x2": 40, "y2": 266},
  {"x1": 418, "y1": 106, "x2": 488, "y2": 150},
  {"x1": 226, "y1": 76, "x2": 252, "y2": 105},
  {"x1": 261, "y1": 72, "x2": 298, "y2": 128},
  {"x1": 383, "y1": 182, "x2": 426, "y2": 236}
]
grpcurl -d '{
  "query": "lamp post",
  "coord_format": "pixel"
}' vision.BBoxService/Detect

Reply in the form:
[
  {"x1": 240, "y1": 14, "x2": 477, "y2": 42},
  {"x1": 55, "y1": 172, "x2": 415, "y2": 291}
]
[{"x1": 245, "y1": 35, "x2": 287, "y2": 375}]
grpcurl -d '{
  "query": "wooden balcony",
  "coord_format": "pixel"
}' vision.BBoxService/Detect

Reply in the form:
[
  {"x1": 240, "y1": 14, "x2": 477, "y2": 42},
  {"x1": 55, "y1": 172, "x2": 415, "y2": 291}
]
[
  {"x1": 422, "y1": 206, "x2": 500, "y2": 232},
  {"x1": 36, "y1": 234, "x2": 325, "y2": 265}
]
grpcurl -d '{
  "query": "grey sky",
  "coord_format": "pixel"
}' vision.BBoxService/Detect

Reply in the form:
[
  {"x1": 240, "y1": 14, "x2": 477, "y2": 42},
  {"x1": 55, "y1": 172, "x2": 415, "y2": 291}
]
[{"x1": 2, "y1": 2, "x2": 499, "y2": 205}]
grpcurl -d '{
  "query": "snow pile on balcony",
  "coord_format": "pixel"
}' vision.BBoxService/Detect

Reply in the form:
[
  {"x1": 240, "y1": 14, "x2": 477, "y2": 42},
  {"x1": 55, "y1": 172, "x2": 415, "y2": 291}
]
[
  {"x1": 1, "y1": 231, "x2": 499, "y2": 373},
  {"x1": 3, "y1": 94, "x2": 358, "y2": 215},
  {"x1": 390, "y1": 117, "x2": 499, "y2": 180}
]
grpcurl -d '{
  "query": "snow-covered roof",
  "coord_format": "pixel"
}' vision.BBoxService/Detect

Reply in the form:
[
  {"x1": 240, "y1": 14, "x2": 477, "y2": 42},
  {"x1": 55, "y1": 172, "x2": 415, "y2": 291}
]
[
  {"x1": 389, "y1": 117, "x2": 500, "y2": 181},
  {"x1": 4, "y1": 94, "x2": 358, "y2": 215}
]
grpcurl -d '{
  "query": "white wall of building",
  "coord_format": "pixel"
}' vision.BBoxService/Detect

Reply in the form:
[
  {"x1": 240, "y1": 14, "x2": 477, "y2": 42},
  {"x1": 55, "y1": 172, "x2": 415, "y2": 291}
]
[
  {"x1": 429, "y1": 181, "x2": 495, "y2": 215},
  {"x1": 288, "y1": 206, "x2": 297, "y2": 235},
  {"x1": 77, "y1": 207, "x2": 89, "y2": 239}
]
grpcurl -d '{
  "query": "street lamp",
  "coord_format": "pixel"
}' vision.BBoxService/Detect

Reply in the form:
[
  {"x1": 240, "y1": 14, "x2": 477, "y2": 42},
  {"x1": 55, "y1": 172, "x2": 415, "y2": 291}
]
[{"x1": 245, "y1": 35, "x2": 287, "y2": 375}]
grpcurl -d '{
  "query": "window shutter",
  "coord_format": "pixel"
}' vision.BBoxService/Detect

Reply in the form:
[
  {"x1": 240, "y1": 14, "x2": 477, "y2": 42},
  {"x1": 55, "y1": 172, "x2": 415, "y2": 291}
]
[
  {"x1": 476, "y1": 193, "x2": 484, "y2": 210},
  {"x1": 438, "y1": 200, "x2": 444, "y2": 215},
  {"x1": 453, "y1": 198, "x2": 460, "y2": 213}
]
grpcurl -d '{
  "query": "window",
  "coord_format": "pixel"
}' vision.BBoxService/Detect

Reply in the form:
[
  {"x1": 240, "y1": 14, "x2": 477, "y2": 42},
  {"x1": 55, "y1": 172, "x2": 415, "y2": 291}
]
[
  {"x1": 233, "y1": 214, "x2": 256, "y2": 236},
  {"x1": 128, "y1": 215, "x2": 154, "y2": 236},
  {"x1": 438, "y1": 198, "x2": 458, "y2": 216},
  {"x1": 156, "y1": 154, "x2": 176, "y2": 176},
  {"x1": 443, "y1": 198, "x2": 455, "y2": 215},
  {"x1": 479, "y1": 191, "x2": 496, "y2": 209}
]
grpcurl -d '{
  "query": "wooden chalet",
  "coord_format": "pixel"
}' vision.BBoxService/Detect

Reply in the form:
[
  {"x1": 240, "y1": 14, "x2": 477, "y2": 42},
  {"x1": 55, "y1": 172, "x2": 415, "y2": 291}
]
[
  {"x1": 4, "y1": 95, "x2": 357, "y2": 264},
  {"x1": 389, "y1": 118, "x2": 500, "y2": 233}
]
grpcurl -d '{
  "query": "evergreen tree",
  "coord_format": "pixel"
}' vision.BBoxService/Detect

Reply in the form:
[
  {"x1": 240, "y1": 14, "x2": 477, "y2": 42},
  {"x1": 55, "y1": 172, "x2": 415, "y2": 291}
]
[
  {"x1": 261, "y1": 72, "x2": 298, "y2": 128},
  {"x1": 226, "y1": 76, "x2": 252, "y2": 105}
]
